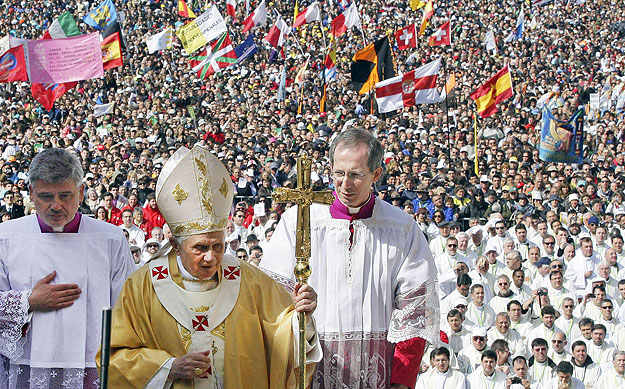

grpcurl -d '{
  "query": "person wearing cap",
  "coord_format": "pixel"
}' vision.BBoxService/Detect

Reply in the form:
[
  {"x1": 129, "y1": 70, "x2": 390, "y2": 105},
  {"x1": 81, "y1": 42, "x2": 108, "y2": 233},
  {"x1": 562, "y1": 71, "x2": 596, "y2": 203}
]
[
  {"x1": 457, "y1": 327, "x2": 489, "y2": 374},
  {"x1": 261, "y1": 128, "x2": 438, "y2": 389},
  {"x1": 0, "y1": 149, "x2": 135, "y2": 388},
  {"x1": 430, "y1": 220, "x2": 452, "y2": 258},
  {"x1": 103, "y1": 145, "x2": 321, "y2": 387}
]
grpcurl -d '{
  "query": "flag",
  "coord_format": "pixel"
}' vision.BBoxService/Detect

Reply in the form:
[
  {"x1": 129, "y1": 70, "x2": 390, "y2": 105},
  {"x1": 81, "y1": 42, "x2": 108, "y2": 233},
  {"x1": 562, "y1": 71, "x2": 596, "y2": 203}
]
[
  {"x1": 189, "y1": 33, "x2": 237, "y2": 79},
  {"x1": 484, "y1": 28, "x2": 497, "y2": 52},
  {"x1": 43, "y1": 12, "x2": 81, "y2": 39},
  {"x1": 0, "y1": 46, "x2": 28, "y2": 82},
  {"x1": 323, "y1": 46, "x2": 337, "y2": 81},
  {"x1": 146, "y1": 27, "x2": 174, "y2": 54},
  {"x1": 277, "y1": 65, "x2": 287, "y2": 101},
  {"x1": 102, "y1": 20, "x2": 127, "y2": 52},
  {"x1": 439, "y1": 73, "x2": 456, "y2": 108},
  {"x1": 295, "y1": 57, "x2": 309, "y2": 84},
  {"x1": 320, "y1": 84, "x2": 328, "y2": 113},
  {"x1": 470, "y1": 65, "x2": 513, "y2": 118},
  {"x1": 331, "y1": 3, "x2": 360, "y2": 37},
  {"x1": 31, "y1": 82, "x2": 78, "y2": 111},
  {"x1": 84, "y1": 0, "x2": 118, "y2": 30},
  {"x1": 394, "y1": 24, "x2": 417, "y2": 50},
  {"x1": 234, "y1": 34, "x2": 257, "y2": 63},
  {"x1": 351, "y1": 36, "x2": 395, "y2": 95},
  {"x1": 504, "y1": 8, "x2": 524, "y2": 42},
  {"x1": 226, "y1": 0, "x2": 237, "y2": 18},
  {"x1": 94, "y1": 102, "x2": 114, "y2": 117},
  {"x1": 374, "y1": 59, "x2": 441, "y2": 113},
  {"x1": 294, "y1": 2, "x2": 320, "y2": 28},
  {"x1": 473, "y1": 115, "x2": 479, "y2": 176},
  {"x1": 264, "y1": 16, "x2": 290, "y2": 50},
  {"x1": 539, "y1": 106, "x2": 584, "y2": 164},
  {"x1": 338, "y1": 0, "x2": 350, "y2": 10},
  {"x1": 419, "y1": 1, "x2": 433, "y2": 36},
  {"x1": 242, "y1": 0, "x2": 267, "y2": 33},
  {"x1": 176, "y1": 5, "x2": 227, "y2": 54},
  {"x1": 178, "y1": 0, "x2": 197, "y2": 18},
  {"x1": 429, "y1": 21, "x2": 451, "y2": 46},
  {"x1": 410, "y1": 0, "x2": 425, "y2": 10},
  {"x1": 101, "y1": 31, "x2": 123, "y2": 70},
  {"x1": 532, "y1": 0, "x2": 553, "y2": 6}
]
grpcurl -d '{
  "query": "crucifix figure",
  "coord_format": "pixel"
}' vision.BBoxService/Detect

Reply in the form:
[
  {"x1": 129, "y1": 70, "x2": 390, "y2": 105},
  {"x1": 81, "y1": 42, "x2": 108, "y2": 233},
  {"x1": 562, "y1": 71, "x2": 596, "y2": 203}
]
[{"x1": 272, "y1": 153, "x2": 334, "y2": 388}]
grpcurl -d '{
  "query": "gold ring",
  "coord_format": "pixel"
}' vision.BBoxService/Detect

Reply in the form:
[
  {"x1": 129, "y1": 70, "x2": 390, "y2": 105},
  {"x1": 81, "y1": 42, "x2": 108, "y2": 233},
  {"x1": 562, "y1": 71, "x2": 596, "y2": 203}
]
[{"x1": 194, "y1": 367, "x2": 203, "y2": 376}]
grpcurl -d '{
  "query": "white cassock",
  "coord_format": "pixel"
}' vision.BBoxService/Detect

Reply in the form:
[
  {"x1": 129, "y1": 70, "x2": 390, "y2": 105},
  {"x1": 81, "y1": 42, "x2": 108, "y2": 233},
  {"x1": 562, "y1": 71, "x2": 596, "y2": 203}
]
[
  {"x1": 467, "y1": 368, "x2": 507, "y2": 389},
  {"x1": 415, "y1": 367, "x2": 467, "y2": 389},
  {"x1": 261, "y1": 199, "x2": 439, "y2": 388},
  {"x1": 596, "y1": 367, "x2": 625, "y2": 388},
  {"x1": 0, "y1": 214, "x2": 135, "y2": 389}
]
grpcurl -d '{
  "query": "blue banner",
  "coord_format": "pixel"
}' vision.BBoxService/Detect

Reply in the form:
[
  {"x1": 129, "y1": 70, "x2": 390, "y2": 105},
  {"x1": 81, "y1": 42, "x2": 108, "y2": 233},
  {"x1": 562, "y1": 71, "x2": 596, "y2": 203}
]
[
  {"x1": 234, "y1": 34, "x2": 257, "y2": 64},
  {"x1": 84, "y1": 0, "x2": 118, "y2": 30},
  {"x1": 539, "y1": 106, "x2": 584, "y2": 164}
]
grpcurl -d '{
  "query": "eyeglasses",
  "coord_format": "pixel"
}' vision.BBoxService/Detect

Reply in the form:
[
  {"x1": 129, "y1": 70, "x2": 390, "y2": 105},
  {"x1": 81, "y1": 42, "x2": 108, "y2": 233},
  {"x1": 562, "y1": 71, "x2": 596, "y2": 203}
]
[
  {"x1": 332, "y1": 170, "x2": 368, "y2": 182},
  {"x1": 146, "y1": 244, "x2": 159, "y2": 249},
  {"x1": 601, "y1": 306, "x2": 614, "y2": 309},
  {"x1": 434, "y1": 215, "x2": 443, "y2": 218},
  {"x1": 473, "y1": 337, "x2": 485, "y2": 341},
  {"x1": 544, "y1": 242, "x2": 555, "y2": 245},
  {"x1": 498, "y1": 282, "x2": 509, "y2": 286},
  {"x1": 563, "y1": 305, "x2": 574, "y2": 308},
  {"x1": 237, "y1": 255, "x2": 248, "y2": 259},
  {"x1": 552, "y1": 340, "x2": 564, "y2": 344},
  {"x1": 447, "y1": 244, "x2": 458, "y2": 248},
  {"x1": 551, "y1": 264, "x2": 563, "y2": 269}
]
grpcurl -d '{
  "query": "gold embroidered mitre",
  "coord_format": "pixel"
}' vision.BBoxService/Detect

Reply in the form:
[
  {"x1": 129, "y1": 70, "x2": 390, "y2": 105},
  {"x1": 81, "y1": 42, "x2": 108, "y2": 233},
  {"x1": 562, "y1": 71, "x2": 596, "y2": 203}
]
[{"x1": 155, "y1": 145, "x2": 233, "y2": 237}]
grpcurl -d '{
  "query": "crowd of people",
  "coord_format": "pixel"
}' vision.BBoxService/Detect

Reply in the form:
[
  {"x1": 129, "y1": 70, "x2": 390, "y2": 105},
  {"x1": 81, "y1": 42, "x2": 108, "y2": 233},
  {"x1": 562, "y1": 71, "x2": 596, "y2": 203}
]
[{"x1": 2, "y1": 0, "x2": 625, "y2": 387}]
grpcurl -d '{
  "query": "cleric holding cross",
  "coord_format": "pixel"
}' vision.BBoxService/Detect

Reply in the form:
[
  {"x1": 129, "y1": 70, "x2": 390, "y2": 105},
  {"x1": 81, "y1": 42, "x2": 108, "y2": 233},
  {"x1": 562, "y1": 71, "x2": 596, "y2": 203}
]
[
  {"x1": 0, "y1": 148, "x2": 135, "y2": 389},
  {"x1": 101, "y1": 144, "x2": 321, "y2": 388},
  {"x1": 261, "y1": 127, "x2": 440, "y2": 388}
]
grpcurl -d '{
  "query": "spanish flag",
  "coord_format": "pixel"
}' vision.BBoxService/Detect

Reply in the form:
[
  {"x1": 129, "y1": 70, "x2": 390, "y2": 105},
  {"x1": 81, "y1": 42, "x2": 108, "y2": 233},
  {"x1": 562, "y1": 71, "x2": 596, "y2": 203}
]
[
  {"x1": 419, "y1": 0, "x2": 434, "y2": 36},
  {"x1": 101, "y1": 31, "x2": 123, "y2": 70},
  {"x1": 350, "y1": 36, "x2": 395, "y2": 95},
  {"x1": 469, "y1": 65, "x2": 513, "y2": 118},
  {"x1": 178, "y1": 0, "x2": 197, "y2": 18}
]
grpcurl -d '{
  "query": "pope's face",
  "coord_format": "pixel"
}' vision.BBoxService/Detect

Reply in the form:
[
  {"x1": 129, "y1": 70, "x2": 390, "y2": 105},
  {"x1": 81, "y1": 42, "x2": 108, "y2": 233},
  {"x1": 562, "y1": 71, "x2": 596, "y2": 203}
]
[
  {"x1": 175, "y1": 231, "x2": 225, "y2": 280},
  {"x1": 30, "y1": 180, "x2": 84, "y2": 228},
  {"x1": 331, "y1": 144, "x2": 382, "y2": 208}
]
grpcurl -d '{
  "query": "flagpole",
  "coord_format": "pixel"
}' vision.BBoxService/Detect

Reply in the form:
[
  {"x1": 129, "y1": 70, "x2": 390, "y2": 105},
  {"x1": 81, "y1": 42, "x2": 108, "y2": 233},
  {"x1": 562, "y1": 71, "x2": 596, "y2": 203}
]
[{"x1": 443, "y1": 60, "x2": 451, "y2": 163}]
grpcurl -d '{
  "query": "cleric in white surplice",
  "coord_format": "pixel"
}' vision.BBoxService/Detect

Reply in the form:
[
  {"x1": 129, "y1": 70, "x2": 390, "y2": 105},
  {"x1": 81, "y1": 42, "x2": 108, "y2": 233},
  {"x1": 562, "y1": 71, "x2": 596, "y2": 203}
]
[
  {"x1": 261, "y1": 127, "x2": 440, "y2": 389},
  {"x1": 0, "y1": 149, "x2": 135, "y2": 389}
]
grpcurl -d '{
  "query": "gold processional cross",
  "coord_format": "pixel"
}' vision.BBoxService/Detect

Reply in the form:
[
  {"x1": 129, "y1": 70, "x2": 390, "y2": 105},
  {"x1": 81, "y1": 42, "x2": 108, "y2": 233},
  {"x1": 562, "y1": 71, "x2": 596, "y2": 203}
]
[{"x1": 272, "y1": 154, "x2": 334, "y2": 389}]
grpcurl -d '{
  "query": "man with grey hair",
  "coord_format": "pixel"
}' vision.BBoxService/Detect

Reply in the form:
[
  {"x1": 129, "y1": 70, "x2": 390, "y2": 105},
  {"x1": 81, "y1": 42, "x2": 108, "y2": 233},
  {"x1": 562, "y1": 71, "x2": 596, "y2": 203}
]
[
  {"x1": 262, "y1": 127, "x2": 439, "y2": 389},
  {"x1": 0, "y1": 148, "x2": 135, "y2": 388},
  {"x1": 597, "y1": 350, "x2": 625, "y2": 387}
]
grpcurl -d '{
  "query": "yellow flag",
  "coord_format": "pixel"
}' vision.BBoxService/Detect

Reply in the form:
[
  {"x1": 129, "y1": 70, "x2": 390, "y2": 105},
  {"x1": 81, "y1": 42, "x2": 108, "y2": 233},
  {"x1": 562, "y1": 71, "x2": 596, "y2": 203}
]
[
  {"x1": 410, "y1": 0, "x2": 426, "y2": 10},
  {"x1": 293, "y1": 0, "x2": 299, "y2": 26}
]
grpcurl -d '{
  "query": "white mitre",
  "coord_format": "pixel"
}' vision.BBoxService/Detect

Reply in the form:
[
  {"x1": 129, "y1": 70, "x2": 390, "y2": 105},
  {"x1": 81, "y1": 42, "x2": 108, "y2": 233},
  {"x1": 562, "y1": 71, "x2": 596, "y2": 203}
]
[{"x1": 155, "y1": 145, "x2": 233, "y2": 237}]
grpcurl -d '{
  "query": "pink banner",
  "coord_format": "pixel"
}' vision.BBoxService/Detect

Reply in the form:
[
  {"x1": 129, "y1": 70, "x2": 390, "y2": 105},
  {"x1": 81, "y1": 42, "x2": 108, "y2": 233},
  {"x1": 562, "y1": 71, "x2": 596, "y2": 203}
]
[{"x1": 28, "y1": 33, "x2": 104, "y2": 83}]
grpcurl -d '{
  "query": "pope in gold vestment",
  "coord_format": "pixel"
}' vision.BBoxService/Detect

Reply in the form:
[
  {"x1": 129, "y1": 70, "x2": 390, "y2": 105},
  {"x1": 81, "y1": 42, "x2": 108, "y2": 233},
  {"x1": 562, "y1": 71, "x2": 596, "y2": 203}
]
[{"x1": 100, "y1": 251, "x2": 317, "y2": 388}]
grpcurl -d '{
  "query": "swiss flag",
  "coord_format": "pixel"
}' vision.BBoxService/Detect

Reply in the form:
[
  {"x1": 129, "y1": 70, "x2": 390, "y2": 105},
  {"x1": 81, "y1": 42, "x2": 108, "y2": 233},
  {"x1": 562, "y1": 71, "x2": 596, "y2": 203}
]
[
  {"x1": 429, "y1": 21, "x2": 451, "y2": 46},
  {"x1": 394, "y1": 24, "x2": 417, "y2": 50}
]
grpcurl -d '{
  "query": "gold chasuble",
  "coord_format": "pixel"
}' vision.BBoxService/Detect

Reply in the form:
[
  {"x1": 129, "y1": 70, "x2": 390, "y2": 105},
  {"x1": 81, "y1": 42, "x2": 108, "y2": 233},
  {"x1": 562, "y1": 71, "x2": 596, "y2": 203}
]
[{"x1": 99, "y1": 251, "x2": 315, "y2": 388}]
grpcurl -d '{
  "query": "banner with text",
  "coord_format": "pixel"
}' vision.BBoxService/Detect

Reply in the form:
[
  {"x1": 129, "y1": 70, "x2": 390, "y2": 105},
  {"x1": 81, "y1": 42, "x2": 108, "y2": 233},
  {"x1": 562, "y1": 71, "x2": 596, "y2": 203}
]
[
  {"x1": 539, "y1": 106, "x2": 584, "y2": 164},
  {"x1": 28, "y1": 33, "x2": 104, "y2": 83},
  {"x1": 176, "y1": 5, "x2": 227, "y2": 55}
]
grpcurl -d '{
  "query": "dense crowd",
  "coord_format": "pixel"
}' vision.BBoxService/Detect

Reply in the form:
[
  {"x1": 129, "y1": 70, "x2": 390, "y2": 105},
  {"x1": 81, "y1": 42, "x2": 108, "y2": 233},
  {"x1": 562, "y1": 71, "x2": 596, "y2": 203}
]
[{"x1": 3, "y1": 0, "x2": 625, "y2": 386}]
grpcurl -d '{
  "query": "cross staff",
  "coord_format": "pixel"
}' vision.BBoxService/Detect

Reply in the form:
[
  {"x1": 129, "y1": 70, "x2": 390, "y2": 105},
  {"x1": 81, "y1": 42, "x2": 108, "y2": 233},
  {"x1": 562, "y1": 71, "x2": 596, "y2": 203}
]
[{"x1": 272, "y1": 154, "x2": 334, "y2": 389}]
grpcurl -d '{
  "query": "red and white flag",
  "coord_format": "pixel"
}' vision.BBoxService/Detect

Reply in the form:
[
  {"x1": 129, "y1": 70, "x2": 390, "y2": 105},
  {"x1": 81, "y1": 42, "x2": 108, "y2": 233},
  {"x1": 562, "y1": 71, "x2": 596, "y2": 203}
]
[
  {"x1": 294, "y1": 1, "x2": 320, "y2": 28},
  {"x1": 226, "y1": 0, "x2": 236, "y2": 18},
  {"x1": 375, "y1": 59, "x2": 442, "y2": 113},
  {"x1": 264, "y1": 16, "x2": 290, "y2": 49},
  {"x1": 429, "y1": 21, "x2": 451, "y2": 46},
  {"x1": 330, "y1": 2, "x2": 360, "y2": 37},
  {"x1": 394, "y1": 24, "x2": 417, "y2": 50},
  {"x1": 242, "y1": 0, "x2": 267, "y2": 33}
]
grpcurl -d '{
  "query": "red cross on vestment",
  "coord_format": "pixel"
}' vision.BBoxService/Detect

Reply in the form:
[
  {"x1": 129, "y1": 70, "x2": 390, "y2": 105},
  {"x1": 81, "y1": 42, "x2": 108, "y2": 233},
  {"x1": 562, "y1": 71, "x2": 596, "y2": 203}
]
[
  {"x1": 192, "y1": 315, "x2": 209, "y2": 331},
  {"x1": 223, "y1": 265, "x2": 240, "y2": 280},
  {"x1": 151, "y1": 266, "x2": 169, "y2": 280}
]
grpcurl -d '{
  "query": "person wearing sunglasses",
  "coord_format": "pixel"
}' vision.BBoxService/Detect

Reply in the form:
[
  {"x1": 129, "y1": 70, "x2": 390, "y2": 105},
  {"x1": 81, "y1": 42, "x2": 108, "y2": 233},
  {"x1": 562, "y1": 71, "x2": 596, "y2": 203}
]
[
  {"x1": 555, "y1": 297, "x2": 582, "y2": 348},
  {"x1": 457, "y1": 327, "x2": 490, "y2": 374}
]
